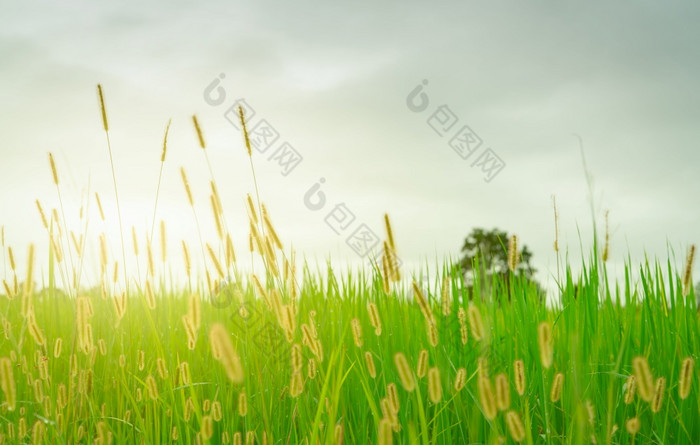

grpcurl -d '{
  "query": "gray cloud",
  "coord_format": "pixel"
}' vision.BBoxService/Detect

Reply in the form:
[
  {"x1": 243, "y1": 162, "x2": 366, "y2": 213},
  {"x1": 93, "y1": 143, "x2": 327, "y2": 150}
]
[{"x1": 1, "y1": 0, "x2": 698, "y2": 291}]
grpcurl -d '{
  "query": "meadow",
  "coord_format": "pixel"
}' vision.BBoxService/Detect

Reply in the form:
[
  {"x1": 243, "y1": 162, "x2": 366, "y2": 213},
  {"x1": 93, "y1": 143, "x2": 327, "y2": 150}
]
[{"x1": 0, "y1": 85, "x2": 697, "y2": 444}]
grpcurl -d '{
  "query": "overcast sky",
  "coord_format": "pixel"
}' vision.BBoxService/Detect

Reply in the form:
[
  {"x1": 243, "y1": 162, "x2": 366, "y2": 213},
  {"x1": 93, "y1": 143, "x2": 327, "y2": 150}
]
[{"x1": 1, "y1": 1, "x2": 699, "y2": 294}]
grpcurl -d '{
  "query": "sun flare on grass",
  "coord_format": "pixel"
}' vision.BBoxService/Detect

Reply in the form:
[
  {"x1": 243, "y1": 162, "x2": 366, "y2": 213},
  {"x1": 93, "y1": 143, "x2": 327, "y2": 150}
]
[{"x1": 0, "y1": 85, "x2": 697, "y2": 444}]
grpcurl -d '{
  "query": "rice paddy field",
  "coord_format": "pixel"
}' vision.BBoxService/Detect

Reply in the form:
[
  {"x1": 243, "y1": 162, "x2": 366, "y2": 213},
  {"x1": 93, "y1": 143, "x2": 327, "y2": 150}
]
[{"x1": 0, "y1": 86, "x2": 698, "y2": 444}]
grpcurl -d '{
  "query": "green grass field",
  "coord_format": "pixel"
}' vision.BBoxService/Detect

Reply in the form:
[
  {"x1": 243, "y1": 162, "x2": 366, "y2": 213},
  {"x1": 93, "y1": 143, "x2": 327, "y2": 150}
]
[{"x1": 0, "y1": 87, "x2": 697, "y2": 444}]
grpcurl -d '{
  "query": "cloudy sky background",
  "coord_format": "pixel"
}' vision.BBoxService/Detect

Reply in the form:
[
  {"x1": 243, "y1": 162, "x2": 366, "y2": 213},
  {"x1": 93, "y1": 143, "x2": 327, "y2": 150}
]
[{"x1": 1, "y1": 1, "x2": 699, "y2": 295}]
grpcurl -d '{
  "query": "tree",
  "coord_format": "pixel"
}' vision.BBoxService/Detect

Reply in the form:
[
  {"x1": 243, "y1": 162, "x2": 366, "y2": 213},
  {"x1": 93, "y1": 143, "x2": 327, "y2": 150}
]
[{"x1": 459, "y1": 227, "x2": 537, "y2": 300}]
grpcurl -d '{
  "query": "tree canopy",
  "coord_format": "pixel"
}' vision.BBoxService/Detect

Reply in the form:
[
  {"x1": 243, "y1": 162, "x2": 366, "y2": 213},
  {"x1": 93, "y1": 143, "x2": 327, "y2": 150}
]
[{"x1": 459, "y1": 227, "x2": 538, "y2": 299}]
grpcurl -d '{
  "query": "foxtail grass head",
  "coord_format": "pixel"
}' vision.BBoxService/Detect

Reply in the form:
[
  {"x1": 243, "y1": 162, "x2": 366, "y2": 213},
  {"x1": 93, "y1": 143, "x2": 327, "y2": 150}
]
[
  {"x1": 427, "y1": 367, "x2": 442, "y2": 403},
  {"x1": 97, "y1": 84, "x2": 108, "y2": 132},
  {"x1": 632, "y1": 356, "x2": 654, "y2": 402},
  {"x1": 238, "y1": 106, "x2": 252, "y2": 156},
  {"x1": 550, "y1": 372, "x2": 564, "y2": 403},
  {"x1": 505, "y1": 411, "x2": 525, "y2": 442},
  {"x1": 48, "y1": 153, "x2": 59, "y2": 186},
  {"x1": 683, "y1": 244, "x2": 695, "y2": 297},
  {"x1": 507, "y1": 234, "x2": 518, "y2": 271},
  {"x1": 393, "y1": 352, "x2": 415, "y2": 392},
  {"x1": 651, "y1": 377, "x2": 666, "y2": 413},
  {"x1": 161, "y1": 118, "x2": 172, "y2": 162},
  {"x1": 513, "y1": 359, "x2": 526, "y2": 396},
  {"x1": 209, "y1": 323, "x2": 244, "y2": 383},
  {"x1": 477, "y1": 376, "x2": 497, "y2": 420},
  {"x1": 538, "y1": 321, "x2": 553, "y2": 368},
  {"x1": 679, "y1": 357, "x2": 694, "y2": 400},
  {"x1": 365, "y1": 352, "x2": 377, "y2": 379},
  {"x1": 192, "y1": 115, "x2": 206, "y2": 149}
]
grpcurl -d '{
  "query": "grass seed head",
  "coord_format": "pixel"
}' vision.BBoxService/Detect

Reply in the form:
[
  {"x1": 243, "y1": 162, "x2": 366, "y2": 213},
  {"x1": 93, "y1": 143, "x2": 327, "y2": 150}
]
[
  {"x1": 550, "y1": 372, "x2": 564, "y2": 403},
  {"x1": 27, "y1": 315, "x2": 45, "y2": 346},
  {"x1": 160, "y1": 118, "x2": 172, "y2": 162},
  {"x1": 679, "y1": 357, "x2": 694, "y2": 400},
  {"x1": 180, "y1": 167, "x2": 194, "y2": 206},
  {"x1": 351, "y1": 318, "x2": 363, "y2": 347},
  {"x1": 48, "y1": 153, "x2": 59, "y2": 185},
  {"x1": 225, "y1": 233, "x2": 237, "y2": 266},
  {"x1": 290, "y1": 371, "x2": 304, "y2": 397},
  {"x1": 478, "y1": 356, "x2": 489, "y2": 379},
  {"x1": 182, "y1": 241, "x2": 191, "y2": 277},
  {"x1": 625, "y1": 417, "x2": 640, "y2": 435},
  {"x1": 157, "y1": 358, "x2": 169, "y2": 379},
  {"x1": 683, "y1": 244, "x2": 695, "y2": 297},
  {"x1": 192, "y1": 115, "x2": 206, "y2": 149},
  {"x1": 495, "y1": 373, "x2": 511, "y2": 411},
  {"x1": 394, "y1": 352, "x2": 416, "y2": 392},
  {"x1": 53, "y1": 338, "x2": 63, "y2": 358},
  {"x1": 31, "y1": 419, "x2": 45, "y2": 445},
  {"x1": 246, "y1": 194, "x2": 258, "y2": 225},
  {"x1": 207, "y1": 243, "x2": 225, "y2": 279},
  {"x1": 478, "y1": 376, "x2": 497, "y2": 420},
  {"x1": 585, "y1": 400, "x2": 595, "y2": 425},
  {"x1": 508, "y1": 235, "x2": 518, "y2": 271},
  {"x1": 334, "y1": 423, "x2": 344, "y2": 445},
  {"x1": 506, "y1": 411, "x2": 525, "y2": 442},
  {"x1": 441, "y1": 276, "x2": 451, "y2": 316},
  {"x1": 146, "y1": 375, "x2": 158, "y2": 400},
  {"x1": 378, "y1": 417, "x2": 393, "y2": 445},
  {"x1": 211, "y1": 195, "x2": 224, "y2": 239},
  {"x1": 416, "y1": 349, "x2": 428, "y2": 378},
  {"x1": 291, "y1": 344, "x2": 303, "y2": 373},
  {"x1": 364, "y1": 351, "x2": 377, "y2": 379},
  {"x1": 513, "y1": 359, "x2": 526, "y2": 396},
  {"x1": 23, "y1": 243, "x2": 35, "y2": 300},
  {"x1": 454, "y1": 367, "x2": 467, "y2": 392},
  {"x1": 651, "y1": 377, "x2": 666, "y2": 413},
  {"x1": 428, "y1": 367, "x2": 442, "y2": 403},
  {"x1": 160, "y1": 220, "x2": 167, "y2": 262},
  {"x1": 238, "y1": 106, "x2": 253, "y2": 156},
  {"x1": 384, "y1": 213, "x2": 396, "y2": 251},
  {"x1": 458, "y1": 307, "x2": 468, "y2": 344},
  {"x1": 201, "y1": 415, "x2": 213, "y2": 440},
  {"x1": 387, "y1": 383, "x2": 399, "y2": 412},
  {"x1": 538, "y1": 321, "x2": 553, "y2": 368},
  {"x1": 35, "y1": 200, "x2": 48, "y2": 229},
  {"x1": 380, "y1": 397, "x2": 399, "y2": 431},
  {"x1": 307, "y1": 357, "x2": 317, "y2": 379},
  {"x1": 467, "y1": 304, "x2": 485, "y2": 341},
  {"x1": 412, "y1": 282, "x2": 434, "y2": 326},
  {"x1": 7, "y1": 246, "x2": 15, "y2": 271},
  {"x1": 97, "y1": 84, "x2": 109, "y2": 131},
  {"x1": 367, "y1": 302, "x2": 382, "y2": 336},
  {"x1": 238, "y1": 391, "x2": 248, "y2": 417},
  {"x1": 209, "y1": 323, "x2": 244, "y2": 383},
  {"x1": 212, "y1": 400, "x2": 222, "y2": 421},
  {"x1": 632, "y1": 356, "x2": 654, "y2": 402},
  {"x1": 624, "y1": 375, "x2": 636, "y2": 404},
  {"x1": 427, "y1": 320, "x2": 438, "y2": 347},
  {"x1": 381, "y1": 249, "x2": 391, "y2": 293},
  {"x1": 262, "y1": 205, "x2": 283, "y2": 250},
  {"x1": 188, "y1": 293, "x2": 201, "y2": 331},
  {"x1": 0, "y1": 357, "x2": 16, "y2": 410}
]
